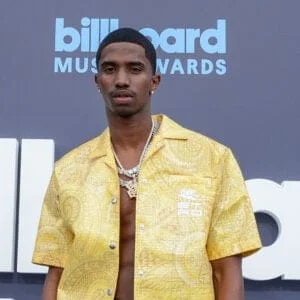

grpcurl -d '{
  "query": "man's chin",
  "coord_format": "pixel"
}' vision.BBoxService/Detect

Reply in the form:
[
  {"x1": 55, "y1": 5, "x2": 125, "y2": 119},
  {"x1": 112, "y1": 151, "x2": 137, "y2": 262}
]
[
  {"x1": 106, "y1": 103, "x2": 148, "y2": 119},
  {"x1": 111, "y1": 107, "x2": 139, "y2": 118},
  {"x1": 116, "y1": 111, "x2": 135, "y2": 118}
]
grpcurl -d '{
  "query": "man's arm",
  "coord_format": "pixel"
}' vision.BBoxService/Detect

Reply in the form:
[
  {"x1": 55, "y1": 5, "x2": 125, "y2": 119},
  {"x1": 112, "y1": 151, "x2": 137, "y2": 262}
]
[
  {"x1": 42, "y1": 266, "x2": 64, "y2": 300},
  {"x1": 211, "y1": 255, "x2": 244, "y2": 300}
]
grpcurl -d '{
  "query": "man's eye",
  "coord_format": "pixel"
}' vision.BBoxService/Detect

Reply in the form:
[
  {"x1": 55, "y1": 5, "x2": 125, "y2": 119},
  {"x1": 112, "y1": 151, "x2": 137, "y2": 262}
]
[
  {"x1": 102, "y1": 66, "x2": 114, "y2": 73},
  {"x1": 131, "y1": 66, "x2": 142, "y2": 73}
]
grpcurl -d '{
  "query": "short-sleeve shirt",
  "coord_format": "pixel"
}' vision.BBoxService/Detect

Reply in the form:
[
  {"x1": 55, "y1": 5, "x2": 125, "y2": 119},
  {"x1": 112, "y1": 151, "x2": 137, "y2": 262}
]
[{"x1": 32, "y1": 114, "x2": 262, "y2": 299}]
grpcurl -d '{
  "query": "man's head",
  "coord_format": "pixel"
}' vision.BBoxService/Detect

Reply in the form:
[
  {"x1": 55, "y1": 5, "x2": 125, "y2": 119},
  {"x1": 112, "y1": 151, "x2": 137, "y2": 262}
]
[
  {"x1": 96, "y1": 27, "x2": 157, "y2": 74},
  {"x1": 94, "y1": 28, "x2": 160, "y2": 118}
]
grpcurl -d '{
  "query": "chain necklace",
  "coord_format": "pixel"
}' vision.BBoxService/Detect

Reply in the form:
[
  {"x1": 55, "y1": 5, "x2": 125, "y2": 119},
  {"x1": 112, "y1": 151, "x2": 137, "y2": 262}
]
[{"x1": 113, "y1": 120, "x2": 158, "y2": 199}]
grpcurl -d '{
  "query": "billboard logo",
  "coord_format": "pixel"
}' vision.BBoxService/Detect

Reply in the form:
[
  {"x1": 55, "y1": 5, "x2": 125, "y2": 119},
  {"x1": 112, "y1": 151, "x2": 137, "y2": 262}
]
[
  {"x1": 55, "y1": 18, "x2": 226, "y2": 54},
  {"x1": 54, "y1": 17, "x2": 227, "y2": 76}
]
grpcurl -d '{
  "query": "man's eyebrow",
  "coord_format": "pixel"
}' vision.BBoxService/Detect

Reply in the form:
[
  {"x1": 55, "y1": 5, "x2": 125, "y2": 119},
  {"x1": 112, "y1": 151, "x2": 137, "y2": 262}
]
[
  {"x1": 100, "y1": 60, "x2": 146, "y2": 66},
  {"x1": 100, "y1": 61, "x2": 117, "y2": 67},
  {"x1": 128, "y1": 61, "x2": 145, "y2": 66}
]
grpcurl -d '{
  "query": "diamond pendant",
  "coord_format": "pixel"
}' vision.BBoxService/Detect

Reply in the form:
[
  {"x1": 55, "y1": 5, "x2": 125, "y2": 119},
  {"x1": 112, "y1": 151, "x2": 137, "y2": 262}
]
[
  {"x1": 125, "y1": 180, "x2": 137, "y2": 198},
  {"x1": 119, "y1": 178, "x2": 137, "y2": 199}
]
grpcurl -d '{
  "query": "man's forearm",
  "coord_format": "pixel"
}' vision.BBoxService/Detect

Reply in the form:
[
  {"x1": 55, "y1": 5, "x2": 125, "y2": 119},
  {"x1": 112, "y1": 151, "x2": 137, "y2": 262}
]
[
  {"x1": 211, "y1": 255, "x2": 244, "y2": 300},
  {"x1": 213, "y1": 271, "x2": 244, "y2": 300},
  {"x1": 42, "y1": 266, "x2": 63, "y2": 300}
]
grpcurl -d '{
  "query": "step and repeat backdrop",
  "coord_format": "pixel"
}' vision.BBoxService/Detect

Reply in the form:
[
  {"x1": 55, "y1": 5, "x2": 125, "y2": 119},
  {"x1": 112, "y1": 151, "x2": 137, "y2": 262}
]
[{"x1": 0, "y1": 1, "x2": 299, "y2": 299}]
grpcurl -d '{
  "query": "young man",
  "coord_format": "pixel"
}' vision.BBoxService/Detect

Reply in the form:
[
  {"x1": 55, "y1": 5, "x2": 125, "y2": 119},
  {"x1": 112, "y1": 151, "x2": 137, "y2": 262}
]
[{"x1": 33, "y1": 28, "x2": 261, "y2": 300}]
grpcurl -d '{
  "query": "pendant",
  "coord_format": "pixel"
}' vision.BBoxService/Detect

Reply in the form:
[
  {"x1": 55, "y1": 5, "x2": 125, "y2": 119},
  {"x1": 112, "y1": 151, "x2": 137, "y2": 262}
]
[
  {"x1": 119, "y1": 178, "x2": 137, "y2": 199},
  {"x1": 125, "y1": 180, "x2": 137, "y2": 198}
]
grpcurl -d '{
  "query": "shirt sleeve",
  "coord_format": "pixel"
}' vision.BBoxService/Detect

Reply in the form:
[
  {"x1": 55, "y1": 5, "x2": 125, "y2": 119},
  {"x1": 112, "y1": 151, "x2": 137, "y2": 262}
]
[
  {"x1": 32, "y1": 169, "x2": 73, "y2": 268},
  {"x1": 207, "y1": 148, "x2": 262, "y2": 261}
]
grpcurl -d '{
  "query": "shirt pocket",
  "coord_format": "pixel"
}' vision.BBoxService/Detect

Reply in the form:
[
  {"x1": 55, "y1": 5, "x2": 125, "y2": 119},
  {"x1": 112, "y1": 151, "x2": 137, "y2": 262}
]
[
  {"x1": 158, "y1": 174, "x2": 217, "y2": 199},
  {"x1": 151, "y1": 175, "x2": 216, "y2": 238}
]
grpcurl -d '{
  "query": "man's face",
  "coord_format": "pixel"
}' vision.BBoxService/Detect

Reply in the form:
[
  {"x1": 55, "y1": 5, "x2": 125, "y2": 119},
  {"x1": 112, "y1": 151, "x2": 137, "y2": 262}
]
[{"x1": 95, "y1": 42, "x2": 160, "y2": 118}]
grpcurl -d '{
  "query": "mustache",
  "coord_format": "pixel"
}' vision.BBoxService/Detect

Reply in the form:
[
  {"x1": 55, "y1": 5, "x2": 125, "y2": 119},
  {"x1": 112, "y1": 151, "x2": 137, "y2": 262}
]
[{"x1": 110, "y1": 89, "x2": 135, "y2": 98}]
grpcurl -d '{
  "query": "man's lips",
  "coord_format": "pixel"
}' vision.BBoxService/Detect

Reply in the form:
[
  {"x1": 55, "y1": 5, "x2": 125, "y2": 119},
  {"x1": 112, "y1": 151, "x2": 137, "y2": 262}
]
[
  {"x1": 111, "y1": 90, "x2": 134, "y2": 98},
  {"x1": 111, "y1": 90, "x2": 134, "y2": 104}
]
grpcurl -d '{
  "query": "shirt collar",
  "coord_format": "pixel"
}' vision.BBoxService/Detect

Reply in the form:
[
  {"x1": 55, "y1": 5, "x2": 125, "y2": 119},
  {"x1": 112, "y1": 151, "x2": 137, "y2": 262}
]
[
  {"x1": 88, "y1": 114, "x2": 188, "y2": 160},
  {"x1": 154, "y1": 114, "x2": 189, "y2": 140}
]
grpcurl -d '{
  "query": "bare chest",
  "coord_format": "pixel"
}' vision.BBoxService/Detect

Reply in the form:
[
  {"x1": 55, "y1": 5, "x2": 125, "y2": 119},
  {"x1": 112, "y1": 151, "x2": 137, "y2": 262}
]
[{"x1": 114, "y1": 188, "x2": 136, "y2": 300}]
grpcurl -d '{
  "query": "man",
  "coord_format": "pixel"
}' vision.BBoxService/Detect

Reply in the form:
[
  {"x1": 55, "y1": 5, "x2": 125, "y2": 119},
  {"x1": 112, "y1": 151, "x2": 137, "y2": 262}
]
[{"x1": 33, "y1": 28, "x2": 261, "y2": 300}]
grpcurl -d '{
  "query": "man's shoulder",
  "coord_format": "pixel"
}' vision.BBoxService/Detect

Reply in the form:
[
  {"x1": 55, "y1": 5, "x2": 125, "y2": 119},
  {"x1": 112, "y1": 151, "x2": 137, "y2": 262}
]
[
  {"x1": 186, "y1": 127, "x2": 228, "y2": 154},
  {"x1": 55, "y1": 132, "x2": 105, "y2": 170},
  {"x1": 162, "y1": 115, "x2": 229, "y2": 157}
]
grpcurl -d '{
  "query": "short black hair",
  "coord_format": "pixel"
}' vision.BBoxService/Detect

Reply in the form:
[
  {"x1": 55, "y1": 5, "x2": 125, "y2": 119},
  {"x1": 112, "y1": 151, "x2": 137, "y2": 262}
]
[{"x1": 96, "y1": 27, "x2": 156, "y2": 74}]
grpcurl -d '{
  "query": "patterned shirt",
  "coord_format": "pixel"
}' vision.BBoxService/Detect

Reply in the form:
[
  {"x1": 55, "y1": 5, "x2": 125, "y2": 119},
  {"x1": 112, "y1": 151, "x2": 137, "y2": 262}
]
[{"x1": 32, "y1": 114, "x2": 261, "y2": 299}]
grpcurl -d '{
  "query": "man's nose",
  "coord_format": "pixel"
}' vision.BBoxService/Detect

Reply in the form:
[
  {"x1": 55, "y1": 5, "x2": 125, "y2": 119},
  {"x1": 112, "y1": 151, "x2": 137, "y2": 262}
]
[{"x1": 115, "y1": 68, "x2": 130, "y2": 88}]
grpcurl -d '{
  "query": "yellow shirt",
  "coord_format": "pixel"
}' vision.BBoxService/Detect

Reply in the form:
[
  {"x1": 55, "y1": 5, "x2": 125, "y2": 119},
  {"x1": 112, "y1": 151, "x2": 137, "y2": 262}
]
[{"x1": 33, "y1": 114, "x2": 261, "y2": 299}]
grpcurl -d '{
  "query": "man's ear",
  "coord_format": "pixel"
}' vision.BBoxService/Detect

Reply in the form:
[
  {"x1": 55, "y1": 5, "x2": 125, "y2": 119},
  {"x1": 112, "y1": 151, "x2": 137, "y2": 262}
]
[
  {"x1": 94, "y1": 74, "x2": 99, "y2": 85},
  {"x1": 150, "y1": 74, "x2": 161, "y2": 94},
  {"x1": 94, "y1": 74, "x2": 101, "y2": 93}
]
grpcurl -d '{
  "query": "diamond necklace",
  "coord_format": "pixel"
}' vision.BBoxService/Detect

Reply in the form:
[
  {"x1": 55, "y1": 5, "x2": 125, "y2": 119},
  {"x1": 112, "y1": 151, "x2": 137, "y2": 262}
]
[{"x1": 112, "y1": 120, "x2": 157, "y2": 199}]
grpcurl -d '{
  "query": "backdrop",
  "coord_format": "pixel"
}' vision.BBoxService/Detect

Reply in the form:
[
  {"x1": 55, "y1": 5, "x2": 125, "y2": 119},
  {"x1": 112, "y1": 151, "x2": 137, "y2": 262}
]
[{"x1": 0, "y1": 1, "x2": 299, "y2": 299}]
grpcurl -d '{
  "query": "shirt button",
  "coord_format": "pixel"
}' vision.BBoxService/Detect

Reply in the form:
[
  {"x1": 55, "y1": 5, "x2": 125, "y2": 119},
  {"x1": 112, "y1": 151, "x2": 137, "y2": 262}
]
[
  {"x1": 107, "y1": 288, "x2": 113, "y2": 296},
  {"x1": 141, "y1": 178, "x2": 148, "y2": 184},
  {"x1": 138, "y1": 270, "x2": 144, "y2": 278},
  {"x1": 111, "y1": 197, "x2": 117, "y2": 204},
  {"x1": 139, "y1": 224, "x2": 145, "y2": 231},
  {"x1": 109, "y1": 242, "x2": 116, "y2": 249}
]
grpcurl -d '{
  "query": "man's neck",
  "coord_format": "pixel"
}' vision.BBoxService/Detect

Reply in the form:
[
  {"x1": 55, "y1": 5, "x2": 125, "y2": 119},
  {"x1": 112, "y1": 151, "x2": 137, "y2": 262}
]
[{"x1": 108, "y1": 113, "x2": 153, "y2": 151}]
